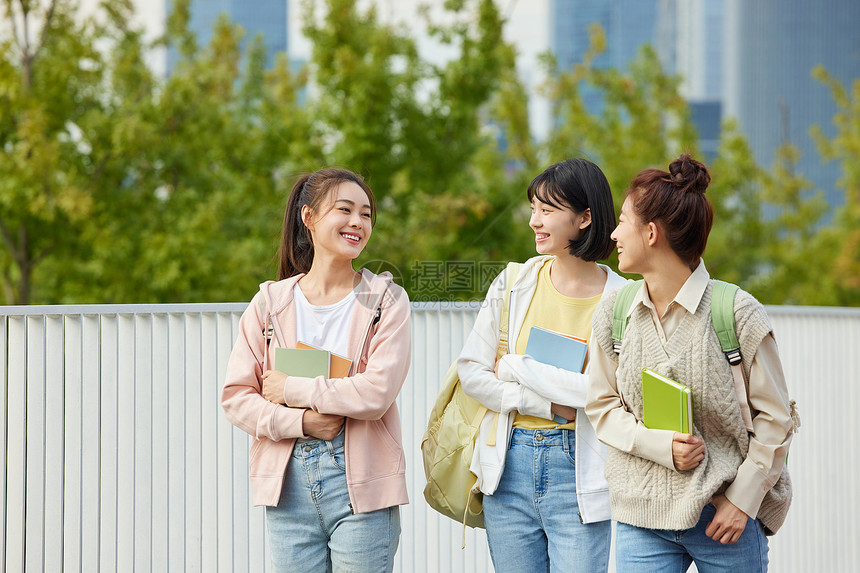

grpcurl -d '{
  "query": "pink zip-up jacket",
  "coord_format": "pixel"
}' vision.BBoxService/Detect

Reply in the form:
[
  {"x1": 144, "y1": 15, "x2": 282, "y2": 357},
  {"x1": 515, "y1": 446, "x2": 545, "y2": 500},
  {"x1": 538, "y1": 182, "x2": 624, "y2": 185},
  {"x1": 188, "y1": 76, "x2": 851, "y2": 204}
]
[{"x1": 221, "y1": 269, "x2": 411, "y2": 513}]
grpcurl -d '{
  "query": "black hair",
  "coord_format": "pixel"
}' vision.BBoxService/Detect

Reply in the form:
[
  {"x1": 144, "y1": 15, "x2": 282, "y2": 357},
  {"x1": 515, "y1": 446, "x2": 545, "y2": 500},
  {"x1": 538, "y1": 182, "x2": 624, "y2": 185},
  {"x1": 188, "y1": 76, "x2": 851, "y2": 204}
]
[
  {"x1": 278, "y1": 168, "x2": 376, "y2": 280},
  {"x1": 526, "y1": 158, "x2": 616, "y2": 261}
]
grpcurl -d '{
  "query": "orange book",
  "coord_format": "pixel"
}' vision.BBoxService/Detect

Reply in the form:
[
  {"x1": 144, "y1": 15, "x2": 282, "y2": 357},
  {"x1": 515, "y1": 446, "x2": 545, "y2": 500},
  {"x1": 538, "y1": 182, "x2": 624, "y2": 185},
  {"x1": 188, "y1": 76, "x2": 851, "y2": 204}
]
[{"x1": 297, "y1": 341, "x2": 353, "y2": 378}]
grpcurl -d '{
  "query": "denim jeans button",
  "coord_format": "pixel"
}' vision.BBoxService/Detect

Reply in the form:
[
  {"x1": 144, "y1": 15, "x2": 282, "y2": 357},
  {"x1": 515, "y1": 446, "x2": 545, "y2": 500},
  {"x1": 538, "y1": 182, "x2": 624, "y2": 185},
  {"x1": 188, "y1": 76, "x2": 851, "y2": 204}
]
[
  {"x1": 536, "y1": 433, "x2": 544, "y2": 441},
  {"x1": 304, "y1": 445, "x2": 313, "y2": 452}
]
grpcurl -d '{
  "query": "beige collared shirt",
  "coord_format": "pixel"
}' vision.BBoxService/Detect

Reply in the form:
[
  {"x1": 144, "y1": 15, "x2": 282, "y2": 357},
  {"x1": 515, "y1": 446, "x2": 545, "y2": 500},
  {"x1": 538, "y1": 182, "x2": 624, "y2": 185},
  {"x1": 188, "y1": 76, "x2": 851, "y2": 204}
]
[{"x1": 589, "y1": 260, "x2": 793, "y2": 519}]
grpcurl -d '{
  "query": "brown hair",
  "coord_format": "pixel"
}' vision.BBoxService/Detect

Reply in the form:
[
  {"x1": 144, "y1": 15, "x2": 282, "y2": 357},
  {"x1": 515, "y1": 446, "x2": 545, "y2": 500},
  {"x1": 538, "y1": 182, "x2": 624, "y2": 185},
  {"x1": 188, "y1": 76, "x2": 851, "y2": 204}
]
[
  {"x1": 278, "y1": 168, "x2": 376, "y2": 280},
  {"x1": 626, "y1": 153, "x2": 713, "y2": 270}
]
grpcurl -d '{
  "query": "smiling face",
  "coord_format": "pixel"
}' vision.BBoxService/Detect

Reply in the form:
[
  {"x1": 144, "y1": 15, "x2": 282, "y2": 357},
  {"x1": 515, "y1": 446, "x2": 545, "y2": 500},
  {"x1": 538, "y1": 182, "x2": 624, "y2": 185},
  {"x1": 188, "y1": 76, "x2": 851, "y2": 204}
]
[
  {"x1": 611, "y1": 196, "x2": 651, "y2": 273},
  {"x1": 529, "y1": 194, "x2": 591, "y2": 257},
  {"x1": 303, "y1": 181, "x2": 373, "y2": 262}
]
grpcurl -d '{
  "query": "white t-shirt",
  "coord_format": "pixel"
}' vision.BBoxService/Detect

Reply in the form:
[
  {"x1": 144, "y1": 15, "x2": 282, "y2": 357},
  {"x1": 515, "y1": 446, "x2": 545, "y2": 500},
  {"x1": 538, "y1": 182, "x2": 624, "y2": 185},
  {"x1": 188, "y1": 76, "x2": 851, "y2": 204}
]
[{"x1": 293, "y1": 282, "x2": 357, "y2": 360}]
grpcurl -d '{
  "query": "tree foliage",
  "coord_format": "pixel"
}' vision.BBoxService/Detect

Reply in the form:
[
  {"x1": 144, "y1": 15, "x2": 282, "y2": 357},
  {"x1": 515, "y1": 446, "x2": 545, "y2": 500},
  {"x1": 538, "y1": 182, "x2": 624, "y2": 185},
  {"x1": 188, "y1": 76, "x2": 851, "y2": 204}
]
[
  {"x1": 0, "y1": 0, "x2": 100, "y2": 303},
  {"x1": 0, "y1": 0, "x2": 857, "y2": 305},
  {"x1": 809, "y1": 66, "x2": 860, "y2": 305},
  {"x1": 297, "y1": 0, "x2": 527, "y2": 300}
]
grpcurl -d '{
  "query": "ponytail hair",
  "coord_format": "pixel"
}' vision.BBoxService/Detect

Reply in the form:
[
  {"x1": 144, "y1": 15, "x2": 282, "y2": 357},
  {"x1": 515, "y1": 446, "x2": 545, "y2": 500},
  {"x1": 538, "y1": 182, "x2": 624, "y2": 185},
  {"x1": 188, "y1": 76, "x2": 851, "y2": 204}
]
[
  {"x1": 278, "y1": 168, "x2": 376, "y2": 280},
  {"x1": 626, "y1": 153, "x2": 713, "y2": 270}
]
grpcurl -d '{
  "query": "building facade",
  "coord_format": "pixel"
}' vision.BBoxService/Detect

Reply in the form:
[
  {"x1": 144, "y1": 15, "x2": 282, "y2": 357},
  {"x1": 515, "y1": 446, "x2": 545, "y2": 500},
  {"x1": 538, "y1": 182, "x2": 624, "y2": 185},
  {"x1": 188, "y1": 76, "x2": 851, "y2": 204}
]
[
  {"x1": 550, "y1": 0, "x2": 659, "y2": 114},
  {"x1": 656, "y1": 0, "x2": 725, "y2": 161},
  {"x1": 166, "y1": 0, "x2": 288, "y2": 71},
  {"x1": 724, "y1": 0, "x2": 860, "y2": 207},
  {"x1": 550, "y1": 0, "x2": 724, "y2": 160}
]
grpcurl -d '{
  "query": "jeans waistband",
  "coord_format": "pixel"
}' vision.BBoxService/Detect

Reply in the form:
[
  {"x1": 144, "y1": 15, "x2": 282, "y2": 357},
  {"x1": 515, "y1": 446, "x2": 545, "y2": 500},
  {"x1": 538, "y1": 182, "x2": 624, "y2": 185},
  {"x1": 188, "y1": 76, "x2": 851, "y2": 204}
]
[
  {"x1": 509, "y1": 427, "x2": 573, "y2": 450},
  {"x1": 292, "y1": 430, "x2": 345, "y2": 459}
]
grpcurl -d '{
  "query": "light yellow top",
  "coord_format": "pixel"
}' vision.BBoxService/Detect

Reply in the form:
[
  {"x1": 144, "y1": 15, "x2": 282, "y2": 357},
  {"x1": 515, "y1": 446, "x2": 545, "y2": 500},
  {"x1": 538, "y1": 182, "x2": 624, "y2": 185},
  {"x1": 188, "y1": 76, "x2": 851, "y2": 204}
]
[{"x1": 513, "y1": 259, "x2": 602, "y2": 429}]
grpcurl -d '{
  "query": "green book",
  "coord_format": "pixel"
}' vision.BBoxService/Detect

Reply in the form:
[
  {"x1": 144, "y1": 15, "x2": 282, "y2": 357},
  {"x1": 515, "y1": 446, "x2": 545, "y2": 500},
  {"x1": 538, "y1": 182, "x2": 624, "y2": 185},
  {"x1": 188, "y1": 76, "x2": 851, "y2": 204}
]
[
  {"x1": 274, "y1": 347, "x2": 330, "y2": 378},
  {"x1": 642, "y1": 368, "x2": 692, "y2": 434}
]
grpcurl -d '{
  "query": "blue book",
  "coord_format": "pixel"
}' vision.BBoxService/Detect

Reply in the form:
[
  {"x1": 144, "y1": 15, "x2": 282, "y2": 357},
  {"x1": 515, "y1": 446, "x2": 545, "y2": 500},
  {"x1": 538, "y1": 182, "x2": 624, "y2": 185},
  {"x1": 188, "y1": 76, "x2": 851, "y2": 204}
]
[
  {"x1": 525, "y1": 326, "x2": 588, "y2": 373},
  {"x1": 525, "y1": 327, "x2": 589, "y2": 424}
]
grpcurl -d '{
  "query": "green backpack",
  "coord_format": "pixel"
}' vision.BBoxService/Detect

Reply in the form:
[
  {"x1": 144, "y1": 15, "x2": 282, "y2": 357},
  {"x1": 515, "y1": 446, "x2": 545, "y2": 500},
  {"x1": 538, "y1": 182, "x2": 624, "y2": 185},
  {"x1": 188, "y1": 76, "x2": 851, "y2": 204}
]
[{"x1": 611, "y1": 279, "x2": 754, "y2": 431}]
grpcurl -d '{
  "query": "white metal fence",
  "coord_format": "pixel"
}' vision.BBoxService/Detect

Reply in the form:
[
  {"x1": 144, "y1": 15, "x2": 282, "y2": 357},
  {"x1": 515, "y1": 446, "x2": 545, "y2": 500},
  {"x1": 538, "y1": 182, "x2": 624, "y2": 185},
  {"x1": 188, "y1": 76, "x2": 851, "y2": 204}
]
[{"x1": 1, "y1": 302, "x2": 858, "y2": 572}]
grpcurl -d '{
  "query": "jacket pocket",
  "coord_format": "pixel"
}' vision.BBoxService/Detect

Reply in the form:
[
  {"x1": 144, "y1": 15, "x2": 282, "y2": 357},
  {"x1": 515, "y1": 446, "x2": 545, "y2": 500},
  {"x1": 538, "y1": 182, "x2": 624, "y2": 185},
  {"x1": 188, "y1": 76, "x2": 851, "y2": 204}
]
[
  {"x1": 248, "y1": 437, "x2": 294, "y2": 478},
  {"x1": 348, "y1": 413, "x2": 404, "y2": 481},
  {"x1": 371, "y1": 416, "x2": 402, "y2": 459},
  {"x1": 249, "y1": 437, "x2": 264, "y2": 467}
]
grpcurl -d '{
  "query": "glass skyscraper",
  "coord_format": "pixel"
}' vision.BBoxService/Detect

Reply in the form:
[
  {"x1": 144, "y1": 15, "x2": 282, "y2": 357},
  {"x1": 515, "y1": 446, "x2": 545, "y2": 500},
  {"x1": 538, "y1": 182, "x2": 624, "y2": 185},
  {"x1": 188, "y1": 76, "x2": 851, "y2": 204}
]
[
  {"x1": 550, "y1": 0, "x2": 726, "y2": 160},
  {"x1": 550, "y1": 0, "x2": 659, "y2": 114},
  {"x1": 656, "y1": 0, "x2": 725, "y2": 161},
  {"x1": 167, "y1": 0, "x2": 288, "y2": 71},
  {"x1": 725, "y1": 0, "x2": 860, "y2": 207}
]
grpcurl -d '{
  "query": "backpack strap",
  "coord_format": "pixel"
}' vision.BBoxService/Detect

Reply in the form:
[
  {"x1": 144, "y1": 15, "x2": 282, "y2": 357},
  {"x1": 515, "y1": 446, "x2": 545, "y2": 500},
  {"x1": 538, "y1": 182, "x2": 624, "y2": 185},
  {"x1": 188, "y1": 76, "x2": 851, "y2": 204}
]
[
  {"x1": 611, "y1": 278, "x2": 756, "y2": 433},
  {"x1": 710, "y1": 280, "x2": 754, "y2": 432},
  {"x1": 256, "y1": 290, "x2": 280, "y2": 370},
  {"x1": 714, "y1": 282, "x2": 801, "y2": 441},
  {"x1": 611, "y1": 280, "x2": 643, "y2": 354},
  {"x1": 497, "y1": 262, "x2": 523, "y2": 359},
  {"x1": 711, "y1": 281, "x2": 742, "y2": 365},
  {"x1": 485, "y1": 261, "x2": 524, "y2": 448}
]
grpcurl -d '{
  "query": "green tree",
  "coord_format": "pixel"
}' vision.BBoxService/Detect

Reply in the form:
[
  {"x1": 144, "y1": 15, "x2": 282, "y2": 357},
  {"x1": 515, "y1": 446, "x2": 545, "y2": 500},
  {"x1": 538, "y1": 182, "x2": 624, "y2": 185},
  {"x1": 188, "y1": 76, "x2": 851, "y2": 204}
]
[
  {"x1": 513, "y1": 24, "x2": 701, "y2": 276},
  {"x1": 299, "y1": 0, "x2": 527, "y2": 300},
  {"x1": 810, "y1": 66, "x2": 860, "y2": 305},
  {"x1": 540, "y1": 24, "x2": 699, "y2": 209},
  {"x1": 0, "y1": 0, "x2": 100, "y2": 304},
  {"x1": 745, "y1": 144, "x2": 830, "y2": 304},
  {"x1": 3, "y1": 0, "x2": 856, "y2": 306},
  {"x1": 532, "y1": 26, "x2": 854, "y2": 306},
  {"x1": 707, "y1": 67, "x2": 859, "y2": 307},
  {"x1": 1, "y1": 0, "x2": 532, "y2": 303},
  {"x1": 704, "y1": 118, "x2": 768, "y2": 285},
  {"x1": 72, "y1": 3, "x2": 315, "y2": 303},
  {"x1": 6, "y1": 0, "x2": 316, "y2": 303}
]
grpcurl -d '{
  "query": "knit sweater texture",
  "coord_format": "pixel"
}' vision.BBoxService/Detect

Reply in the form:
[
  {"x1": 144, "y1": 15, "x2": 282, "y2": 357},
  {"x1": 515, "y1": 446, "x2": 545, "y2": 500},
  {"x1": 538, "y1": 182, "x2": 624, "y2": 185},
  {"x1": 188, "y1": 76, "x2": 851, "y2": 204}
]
[{"x1": 593, "y1": 281, "x2": 791, "y2": 533}]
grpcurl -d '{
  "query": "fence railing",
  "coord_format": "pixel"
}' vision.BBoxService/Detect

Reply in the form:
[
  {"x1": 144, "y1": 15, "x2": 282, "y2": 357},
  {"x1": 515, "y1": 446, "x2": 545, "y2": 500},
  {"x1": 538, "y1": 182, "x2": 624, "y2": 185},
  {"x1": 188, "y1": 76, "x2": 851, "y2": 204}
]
[{"x1": 2, "y1": 302, "x2": 858, "y2": 572}]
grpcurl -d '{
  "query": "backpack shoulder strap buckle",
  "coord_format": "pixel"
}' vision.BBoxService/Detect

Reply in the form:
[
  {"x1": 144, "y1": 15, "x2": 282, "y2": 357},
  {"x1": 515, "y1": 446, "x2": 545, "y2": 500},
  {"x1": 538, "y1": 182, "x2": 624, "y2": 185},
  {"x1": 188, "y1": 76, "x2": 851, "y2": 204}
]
[{"x1": 725, "y1": 348, "x2": 743, "y2": 365}]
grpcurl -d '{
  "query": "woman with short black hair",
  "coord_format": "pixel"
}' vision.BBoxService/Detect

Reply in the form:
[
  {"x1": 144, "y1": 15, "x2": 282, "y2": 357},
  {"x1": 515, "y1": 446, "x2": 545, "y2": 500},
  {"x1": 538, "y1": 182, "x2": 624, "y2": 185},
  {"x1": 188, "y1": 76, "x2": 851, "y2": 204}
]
[{"x1": 458, "y1": 158, "x2": 626, "y2": 572}]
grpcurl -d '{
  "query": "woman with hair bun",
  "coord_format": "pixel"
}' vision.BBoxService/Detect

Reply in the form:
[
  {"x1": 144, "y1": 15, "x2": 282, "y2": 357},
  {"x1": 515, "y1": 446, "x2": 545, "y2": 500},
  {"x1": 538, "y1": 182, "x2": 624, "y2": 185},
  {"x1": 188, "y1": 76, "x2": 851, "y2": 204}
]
[{"x1": 586, "y1": 154, "x2": 795, "y2": 571}]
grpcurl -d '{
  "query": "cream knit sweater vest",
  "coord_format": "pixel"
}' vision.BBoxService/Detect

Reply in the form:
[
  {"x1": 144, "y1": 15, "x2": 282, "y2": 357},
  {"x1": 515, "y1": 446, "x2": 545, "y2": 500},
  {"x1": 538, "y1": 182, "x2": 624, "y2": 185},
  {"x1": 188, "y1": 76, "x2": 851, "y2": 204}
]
[{"x1": 593, "y1": 282, "x2": 775, "y2": 531}]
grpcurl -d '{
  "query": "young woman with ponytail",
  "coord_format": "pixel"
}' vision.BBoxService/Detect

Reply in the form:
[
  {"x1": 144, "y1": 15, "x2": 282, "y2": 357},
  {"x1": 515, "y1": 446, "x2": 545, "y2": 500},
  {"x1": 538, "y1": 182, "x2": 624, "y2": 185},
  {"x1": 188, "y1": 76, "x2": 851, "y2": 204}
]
[
  {"x1": 586, "y1": 154, "x2": 794, "y2": 572},
  {"x1": 221, "y1": 168, "x2": 411, "y2": 573}
]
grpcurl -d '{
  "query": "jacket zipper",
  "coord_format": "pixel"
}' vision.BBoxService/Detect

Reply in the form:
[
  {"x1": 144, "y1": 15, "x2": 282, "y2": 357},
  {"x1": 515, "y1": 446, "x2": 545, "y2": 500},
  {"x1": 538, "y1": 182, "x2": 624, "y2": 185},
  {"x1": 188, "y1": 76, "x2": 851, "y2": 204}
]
[
  {"x1": 353, "y1": 302, "x2": 381, "y2": 374},
  {"x1": 345, "y1": 289, "x2": 384, "y2": 514}
]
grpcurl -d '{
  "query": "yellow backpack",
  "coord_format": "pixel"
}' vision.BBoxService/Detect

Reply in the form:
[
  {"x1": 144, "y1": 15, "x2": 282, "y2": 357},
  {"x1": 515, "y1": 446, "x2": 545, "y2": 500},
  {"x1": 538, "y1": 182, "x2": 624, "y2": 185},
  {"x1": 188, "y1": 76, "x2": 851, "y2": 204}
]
[{"x1": 421, "y1": 262, "x2": 522, "y2": 533}]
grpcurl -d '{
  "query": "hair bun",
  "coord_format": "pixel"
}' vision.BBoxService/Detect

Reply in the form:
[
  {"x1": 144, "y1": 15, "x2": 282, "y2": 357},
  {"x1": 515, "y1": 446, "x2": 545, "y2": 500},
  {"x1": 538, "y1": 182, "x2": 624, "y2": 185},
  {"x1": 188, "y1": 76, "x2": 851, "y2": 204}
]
[{"x1": 668, "y1": 153, "x2": 710, "y2": 195}]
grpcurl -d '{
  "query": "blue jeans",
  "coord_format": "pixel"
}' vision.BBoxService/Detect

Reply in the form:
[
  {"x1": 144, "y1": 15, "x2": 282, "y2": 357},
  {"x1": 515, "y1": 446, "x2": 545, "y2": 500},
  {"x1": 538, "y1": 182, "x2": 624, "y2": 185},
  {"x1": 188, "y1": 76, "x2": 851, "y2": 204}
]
[
  {"x1": 266, "y1": 432, "x2": 400, "y2": 573},
  {"x1": 615, "y1": 503, "x2": 769, "y2": 572},
  {"x1": 482, "y1": 428, "x2": 611, "y2": 573}
]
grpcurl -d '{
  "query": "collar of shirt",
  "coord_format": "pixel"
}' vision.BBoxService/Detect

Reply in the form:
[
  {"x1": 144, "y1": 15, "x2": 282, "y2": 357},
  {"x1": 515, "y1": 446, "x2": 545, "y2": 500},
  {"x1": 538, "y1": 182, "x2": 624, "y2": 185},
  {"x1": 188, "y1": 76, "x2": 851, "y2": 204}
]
[{"x1": 626, "y1": 259, "x2": 711, "y2": 318}]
